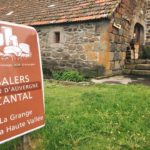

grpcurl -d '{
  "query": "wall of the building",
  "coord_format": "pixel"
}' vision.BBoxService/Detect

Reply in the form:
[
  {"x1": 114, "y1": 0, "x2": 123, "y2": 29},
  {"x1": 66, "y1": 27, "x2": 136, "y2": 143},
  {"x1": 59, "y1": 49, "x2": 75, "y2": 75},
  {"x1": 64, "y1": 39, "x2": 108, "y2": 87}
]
[
  {"x1": 36, "y1": 0, "x2": 147, "y2": 77},
  {"x1": 37, "y1": 20, "x2": 111, "y2": 77},
  {"x1": 146, "y1": 0, "x2": 150, "y2": 45},
  {"x1": 109, "y1": 0, "x2": 147, "y2": 74}
]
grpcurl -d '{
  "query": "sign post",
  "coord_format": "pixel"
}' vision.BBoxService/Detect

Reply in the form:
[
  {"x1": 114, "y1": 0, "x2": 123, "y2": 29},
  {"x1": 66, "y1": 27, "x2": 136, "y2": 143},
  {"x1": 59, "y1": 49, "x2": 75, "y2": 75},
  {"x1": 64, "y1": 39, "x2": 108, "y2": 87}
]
[
  {"x1": 0, "y1": 21, "x2": 45, "y2": 145},
  {"x1": 22, "y1": 135, "x2": 31, "y2": 150}
]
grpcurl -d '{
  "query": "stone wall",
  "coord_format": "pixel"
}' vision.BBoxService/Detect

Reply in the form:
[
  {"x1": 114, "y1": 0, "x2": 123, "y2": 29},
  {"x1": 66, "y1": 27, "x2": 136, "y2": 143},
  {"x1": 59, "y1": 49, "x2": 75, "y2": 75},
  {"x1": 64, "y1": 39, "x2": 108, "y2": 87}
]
[
  {"x1": 146, "y1": 0, "x2": 150, "y2": 45},
  {"x1": 37, "y1": 20, "x2": 111, "y2": 77},
  {"x1": 36, "y1": 0, "x2": 147, "y2": 77},
  {"x1": 109, "y1": 0, "x2": 147, "y2": 74}
]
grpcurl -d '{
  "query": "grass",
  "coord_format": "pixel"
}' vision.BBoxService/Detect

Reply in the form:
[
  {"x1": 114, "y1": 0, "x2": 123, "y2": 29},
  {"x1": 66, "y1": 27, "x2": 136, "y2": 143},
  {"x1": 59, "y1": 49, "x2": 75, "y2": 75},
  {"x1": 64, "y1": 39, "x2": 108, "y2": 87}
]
[{"x1": 1, "y1": 81, "x2": 150, "y2": 150}]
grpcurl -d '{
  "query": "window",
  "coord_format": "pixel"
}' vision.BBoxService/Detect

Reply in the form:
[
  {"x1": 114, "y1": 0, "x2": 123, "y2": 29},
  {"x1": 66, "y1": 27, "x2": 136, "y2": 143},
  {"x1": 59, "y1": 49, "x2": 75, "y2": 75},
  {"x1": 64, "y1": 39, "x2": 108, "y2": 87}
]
[
  {"x1": 54, "y1": 32, "x2": 60, "y2": 43},
  {"x1": 95, "y1": 24, "x2": 101, "y2": 36}
]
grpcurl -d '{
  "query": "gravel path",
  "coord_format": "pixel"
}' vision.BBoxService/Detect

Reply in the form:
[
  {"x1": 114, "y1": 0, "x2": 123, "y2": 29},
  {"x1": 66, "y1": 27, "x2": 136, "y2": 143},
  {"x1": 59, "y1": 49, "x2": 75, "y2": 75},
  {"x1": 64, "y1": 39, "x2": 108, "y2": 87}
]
[{"x1": 91, "y1": 75, "x2": 150, "y2": 86}]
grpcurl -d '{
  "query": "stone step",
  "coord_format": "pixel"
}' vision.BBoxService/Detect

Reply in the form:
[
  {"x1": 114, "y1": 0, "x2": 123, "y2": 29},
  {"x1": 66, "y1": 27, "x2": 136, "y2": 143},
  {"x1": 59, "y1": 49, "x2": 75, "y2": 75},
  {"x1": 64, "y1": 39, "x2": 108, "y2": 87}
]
[
  {"x1": 125, "y1": 65, "x2": 136, "y2": 69},
  {"x1": 123, "y1": 69, "x2": 150, "y2": 76},
  {"x1": 135, "y1": 64, "x2": 150, "y2": 70},
  {"x1": 125, "y1": 64, "x2": 150, "y2": 70},
  {"x1": 125, "y1": 59, "x2": 150, "y2": 65}
]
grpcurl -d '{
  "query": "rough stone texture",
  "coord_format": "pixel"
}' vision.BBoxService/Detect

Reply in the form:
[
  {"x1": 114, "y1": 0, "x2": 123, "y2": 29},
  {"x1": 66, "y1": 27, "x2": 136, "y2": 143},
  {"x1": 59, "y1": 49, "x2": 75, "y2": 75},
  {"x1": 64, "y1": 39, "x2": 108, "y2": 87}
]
[
  {"x1": 37, "y1": 20, "x2": 111, "y2": 77},
  {"x1": 109, "y1": 0, "x2": 147, "y2": 74},
  {"x1": 146, "y1": 0, "x2": 150, "y2": 45},
  {"x1": 36, "y1": 0, "x2": 147, "y2": 77}
]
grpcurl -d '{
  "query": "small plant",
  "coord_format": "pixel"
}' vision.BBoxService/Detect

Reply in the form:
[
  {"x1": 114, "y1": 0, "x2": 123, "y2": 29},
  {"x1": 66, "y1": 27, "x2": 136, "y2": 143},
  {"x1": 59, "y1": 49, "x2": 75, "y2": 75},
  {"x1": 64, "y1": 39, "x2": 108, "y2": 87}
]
[
  {"x1": 51, "y1": 70, "x2": 85, "y2": 82},
  {"x1": 141, "y1": 46, "x2": 150, "y2": 59},
  {"x1": 61, "y1": 70, "x2": 84, "y2": 82},
  {"x1": 51, "y1": 71, "x2": 63, "y2": 80}
]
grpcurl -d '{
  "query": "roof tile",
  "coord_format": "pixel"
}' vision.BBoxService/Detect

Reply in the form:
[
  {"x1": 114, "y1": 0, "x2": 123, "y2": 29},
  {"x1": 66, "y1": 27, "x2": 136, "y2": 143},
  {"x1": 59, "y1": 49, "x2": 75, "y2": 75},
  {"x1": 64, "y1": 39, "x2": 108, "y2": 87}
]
[{"x1": 0, "y1": 0, "x2": 121, "y2": 25}]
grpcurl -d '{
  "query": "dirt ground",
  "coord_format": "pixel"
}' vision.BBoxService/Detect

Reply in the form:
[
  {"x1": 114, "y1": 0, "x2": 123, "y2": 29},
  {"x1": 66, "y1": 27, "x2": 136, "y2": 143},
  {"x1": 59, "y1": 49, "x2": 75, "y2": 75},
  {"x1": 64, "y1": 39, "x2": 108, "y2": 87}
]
[{"x1": 91, "y1": 75, "x2": 150, "y2": 86}]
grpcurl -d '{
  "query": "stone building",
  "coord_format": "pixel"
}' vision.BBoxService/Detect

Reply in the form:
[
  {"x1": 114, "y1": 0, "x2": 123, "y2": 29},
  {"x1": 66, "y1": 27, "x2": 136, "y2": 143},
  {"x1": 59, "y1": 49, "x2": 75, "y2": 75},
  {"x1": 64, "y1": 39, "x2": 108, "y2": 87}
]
[
  {"x1": 0, "y1": 0, "x2": 147, "y2": 77},
  {"x1": 146, "y1": 0, "x2": 150, "y2": 45}
]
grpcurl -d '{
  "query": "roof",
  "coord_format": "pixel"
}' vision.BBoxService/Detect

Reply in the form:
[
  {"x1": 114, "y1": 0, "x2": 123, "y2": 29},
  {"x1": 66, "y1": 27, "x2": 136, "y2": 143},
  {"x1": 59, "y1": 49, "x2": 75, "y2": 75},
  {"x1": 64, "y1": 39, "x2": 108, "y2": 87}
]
[{"x1": 0, "y1": 0, "x2": 121, "y2": 26}]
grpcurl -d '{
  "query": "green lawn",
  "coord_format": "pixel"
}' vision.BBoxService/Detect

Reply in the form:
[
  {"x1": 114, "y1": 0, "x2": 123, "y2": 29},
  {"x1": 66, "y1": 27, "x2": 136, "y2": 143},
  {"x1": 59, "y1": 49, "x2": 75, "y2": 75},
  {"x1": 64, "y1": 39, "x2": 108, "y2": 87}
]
[{"x1": 1, "y1": 81, "x2": 150, "y2": 150}]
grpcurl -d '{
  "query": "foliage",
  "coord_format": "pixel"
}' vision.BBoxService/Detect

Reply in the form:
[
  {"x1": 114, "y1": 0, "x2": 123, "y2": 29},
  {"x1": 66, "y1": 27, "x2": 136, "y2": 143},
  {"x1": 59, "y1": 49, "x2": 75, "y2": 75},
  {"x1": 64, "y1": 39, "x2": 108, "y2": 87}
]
[
  {"x1": 43, "y1": 68, "x2": 51, "y2": 78},
  {"x1": 52, "y1": 70, "x2": 85, "y2": 82},
  {"x1": 51, "y1": 71, "x2": 63, "y2": 80},
  {"x1": 141, "y1": 46, "x2": 150, "y2": 59},
  {"x1": 1, "y1": 82, "x2": 150, "y2": 150}
]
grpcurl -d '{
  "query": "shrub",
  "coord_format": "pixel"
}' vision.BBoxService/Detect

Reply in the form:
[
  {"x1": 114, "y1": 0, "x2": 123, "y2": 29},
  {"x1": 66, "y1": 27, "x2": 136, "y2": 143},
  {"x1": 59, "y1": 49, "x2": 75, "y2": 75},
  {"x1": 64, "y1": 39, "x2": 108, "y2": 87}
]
[
  {"x1": 61, "y1": 70, "x2": 84, "y2": 82},
  {"x1": 51, "y1": 70, "x2": 85, "y2": 82},
  {"x1": 141, "y1": 46, "x2": 150, "y2": 59},
  {"x1": 51, "y1": 71, "x2": 63, "y2": 80}
]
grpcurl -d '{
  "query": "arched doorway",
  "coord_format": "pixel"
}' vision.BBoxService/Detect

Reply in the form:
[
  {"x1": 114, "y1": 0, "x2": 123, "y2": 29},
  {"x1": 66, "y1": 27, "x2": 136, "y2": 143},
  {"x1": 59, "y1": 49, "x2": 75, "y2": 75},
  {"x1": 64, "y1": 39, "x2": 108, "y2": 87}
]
[{"x1": 132, "y1": 23, "x2": 144, "y2": 59}]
